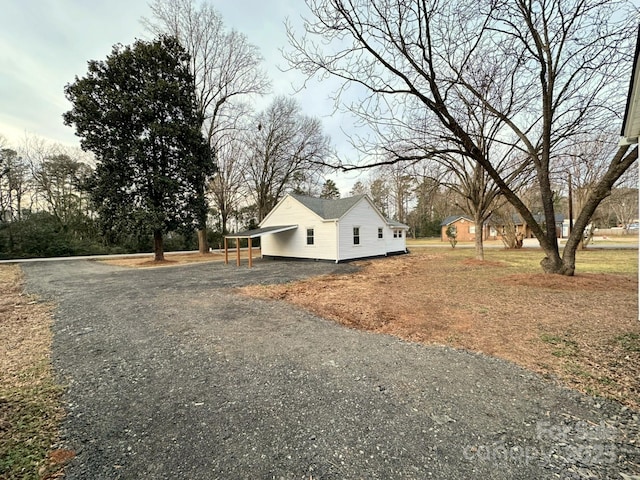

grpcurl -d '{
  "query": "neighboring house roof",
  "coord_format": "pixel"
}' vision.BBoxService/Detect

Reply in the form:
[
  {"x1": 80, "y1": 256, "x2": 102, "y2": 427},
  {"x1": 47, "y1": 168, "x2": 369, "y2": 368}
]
[
  {"x1": 621, "y1": 27, "x2": 640, "y2": 145},
  {"x1": 440, "y1": 215, "x2": 473, "y2": 226}
]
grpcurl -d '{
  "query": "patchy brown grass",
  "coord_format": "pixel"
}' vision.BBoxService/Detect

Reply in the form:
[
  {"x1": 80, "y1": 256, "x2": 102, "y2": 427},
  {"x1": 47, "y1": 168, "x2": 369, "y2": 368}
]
[
  {"x1": 100, "y1": 250, "x2": 260, "y2": 268},
  {"x1": 241, "y1": 248, "x2": 640, "y2": 410},
  {"x1": 0, "y1": 265, "x2": 68, "y2": 479}
]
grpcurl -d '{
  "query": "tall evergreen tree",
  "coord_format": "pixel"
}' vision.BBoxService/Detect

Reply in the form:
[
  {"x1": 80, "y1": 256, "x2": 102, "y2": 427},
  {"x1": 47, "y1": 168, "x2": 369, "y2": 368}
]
[
  {"x1": 64, "y1": 36, "x2": 212, "y2": 261},
  {"x1": 320, "y1": 179, "x2": 340, "y2": 199}
]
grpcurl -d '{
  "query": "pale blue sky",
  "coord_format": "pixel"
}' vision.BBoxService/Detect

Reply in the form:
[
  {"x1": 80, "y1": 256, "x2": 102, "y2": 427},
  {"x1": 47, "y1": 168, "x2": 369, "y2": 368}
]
[{"x1": 0, "y1": 0, "x2": 363, "y2": 190}]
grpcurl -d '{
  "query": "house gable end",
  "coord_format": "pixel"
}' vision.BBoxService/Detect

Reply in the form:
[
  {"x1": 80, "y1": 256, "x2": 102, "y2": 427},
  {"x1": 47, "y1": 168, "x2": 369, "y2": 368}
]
[
  {"x1": 289, "y1": 193, "x2": 367, "y2": 221},
  {"x1": 441, "y1": 215, "x2": 473, "y2": 226},
  {"x1": 260, "y1": 194, "x2": 324, "y2": 227},
  {"x1": 336, "y1": 195, "x2": 389, "y2": 225}
]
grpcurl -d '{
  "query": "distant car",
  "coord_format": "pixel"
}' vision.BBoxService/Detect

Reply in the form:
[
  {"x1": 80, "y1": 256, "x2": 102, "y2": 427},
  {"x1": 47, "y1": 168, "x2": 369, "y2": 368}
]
[{"x1": 628, "y1": 223, "x2": 639, "y2": 231}]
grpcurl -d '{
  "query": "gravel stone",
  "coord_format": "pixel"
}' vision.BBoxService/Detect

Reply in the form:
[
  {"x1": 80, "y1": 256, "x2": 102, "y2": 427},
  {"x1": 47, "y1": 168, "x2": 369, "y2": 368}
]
[{"x1": 23, "y1": 258, "x2": 640, "y2": 479}]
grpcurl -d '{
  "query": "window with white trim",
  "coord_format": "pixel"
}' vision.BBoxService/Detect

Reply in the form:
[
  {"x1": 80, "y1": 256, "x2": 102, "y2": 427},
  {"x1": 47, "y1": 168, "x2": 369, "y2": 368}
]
[
  {"x1": 306, "y1": 228, "x2": 314, "y2": 245},
  {"x1": 378, "y1": 227, "x2": 383, "y2": 239},
  {"x1": 353, "y1": 226, "x2": 360, "y2": 245}
]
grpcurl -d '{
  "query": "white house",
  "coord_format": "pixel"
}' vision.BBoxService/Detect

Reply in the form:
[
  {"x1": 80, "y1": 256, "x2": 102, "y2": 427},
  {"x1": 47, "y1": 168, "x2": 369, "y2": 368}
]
[{"x1": 225, "y1": 193, "x2": 408, "y2": 264}]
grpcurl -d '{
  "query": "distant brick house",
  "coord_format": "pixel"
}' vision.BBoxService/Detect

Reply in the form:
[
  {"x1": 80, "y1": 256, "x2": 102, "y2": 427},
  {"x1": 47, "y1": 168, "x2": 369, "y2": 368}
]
[
  {"x1": 487, "y1": 214, "x2": 565, "y2": 240},
  {"x1": 441, "y1": 213, "x2": 566, "y2": 243},
  {"x1": 440, "y1": 215, "x2": 488, "y2": 242}
]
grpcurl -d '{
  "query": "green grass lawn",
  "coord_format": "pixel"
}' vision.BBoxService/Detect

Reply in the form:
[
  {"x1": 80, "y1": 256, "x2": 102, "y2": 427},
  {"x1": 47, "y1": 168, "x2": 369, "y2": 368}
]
[{"x1": 407, "y1": 238, "x2": 639, "y2": 275}]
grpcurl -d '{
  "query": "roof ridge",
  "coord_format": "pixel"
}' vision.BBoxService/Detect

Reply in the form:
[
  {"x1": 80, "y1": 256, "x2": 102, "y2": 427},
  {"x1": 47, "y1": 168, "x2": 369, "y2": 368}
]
[{"x1": 289, "y1": 193, "x2": 366, "y2": 219}]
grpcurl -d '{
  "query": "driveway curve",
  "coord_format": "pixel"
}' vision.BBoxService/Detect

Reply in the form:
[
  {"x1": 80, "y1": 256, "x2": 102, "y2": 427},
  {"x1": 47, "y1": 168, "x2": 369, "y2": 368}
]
[{"x1": 23, "y1": 258, "x2": 639, "y2": 479}]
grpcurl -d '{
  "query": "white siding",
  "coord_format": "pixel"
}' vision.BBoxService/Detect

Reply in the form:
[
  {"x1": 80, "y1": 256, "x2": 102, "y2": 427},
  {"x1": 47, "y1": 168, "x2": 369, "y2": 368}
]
[
  {"x1": 260, "y1": 196, "x2": 338, "y2": 260},
  {"x1": 337, "y1": 199, "x2": 388, "y2": 261},
  {"x1": 385, "y1": 226, "x2": 407, "y2": 254}
]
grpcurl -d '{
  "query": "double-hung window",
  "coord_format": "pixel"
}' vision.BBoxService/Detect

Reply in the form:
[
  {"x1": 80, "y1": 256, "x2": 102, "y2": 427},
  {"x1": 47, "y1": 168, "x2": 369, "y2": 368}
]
[
  {"x1": 306, "y1": 228, "x2": 314, "y2": 245},
  {"x1": 353, "y1": 227, "x2": 360, "y2": 245}
]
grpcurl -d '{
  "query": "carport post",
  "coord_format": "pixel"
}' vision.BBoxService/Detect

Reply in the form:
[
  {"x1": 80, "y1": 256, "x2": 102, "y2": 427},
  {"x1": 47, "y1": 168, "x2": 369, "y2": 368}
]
[
  {"x1": 248, "y1": 237, "x2": 253, "y2": 268},
  {"x1": 224, "y1": 237, "x2": 228, "y2": 265},
  {"x1": 236, "y1": 238, "x2": 241, "y2": 266}
]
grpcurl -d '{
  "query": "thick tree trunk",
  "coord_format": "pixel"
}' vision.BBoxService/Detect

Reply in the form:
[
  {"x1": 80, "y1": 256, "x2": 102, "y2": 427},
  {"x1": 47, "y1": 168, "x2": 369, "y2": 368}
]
[
  {"x1": 197, "y1": 228, "x2": 208, "y2": 254},
  {"x1": 554, "y1": 145, "x2": 637, "y2": 276},
  {"x1": 153, "y1": 230, "x2": 165, "y2": 262},
  {"x1": 474, "y1": 216, "x2": 484, "y2": 261},
  {"x1": 540, "y1": 251, "x2": 574, "y2": 275},
  {"x1": 220, "y1": 209, "x2": 229, "y2": 236}
]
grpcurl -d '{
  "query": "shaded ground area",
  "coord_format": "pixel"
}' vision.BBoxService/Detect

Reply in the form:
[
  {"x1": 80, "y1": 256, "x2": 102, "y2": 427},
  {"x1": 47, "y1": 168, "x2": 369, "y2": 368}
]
[
  {"x1": 21, "y1": 258, "x2": 640, "y2": 479},
  {"x1": 243, "y1": 249, "x2": 639, "y2": 410}
]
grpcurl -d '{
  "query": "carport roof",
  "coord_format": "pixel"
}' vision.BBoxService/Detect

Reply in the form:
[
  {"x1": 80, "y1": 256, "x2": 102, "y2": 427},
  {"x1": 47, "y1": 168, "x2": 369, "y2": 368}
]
[{"x1": 224, "y1": 225, "x2": 298, "y2": 239}]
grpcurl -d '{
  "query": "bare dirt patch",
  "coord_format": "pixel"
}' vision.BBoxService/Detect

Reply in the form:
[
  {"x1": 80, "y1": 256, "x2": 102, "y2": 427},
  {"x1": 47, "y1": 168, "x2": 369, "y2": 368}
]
[
  {"x1": 241, "y1": 249, "x2": 640, "y2": 410},
  {"x1": 500, "y1": 272, "x2": 637, "y2": 291},
  {"x1": 100, "y1": 250, "x2": 259, "y2": 268}
]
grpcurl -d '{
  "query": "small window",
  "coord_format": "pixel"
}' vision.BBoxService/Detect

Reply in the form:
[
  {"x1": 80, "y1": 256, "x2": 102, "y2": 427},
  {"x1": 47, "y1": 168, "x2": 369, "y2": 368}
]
[
  {"x1": 393, "y1": 229, "x2": 404, "y2": 238},
  {"x1": 469, "y1": 225, "x2": 476, "y2": 234},
  {"x1": 353, "y1": 227, "x2": 360, "y2": 245},
  {"x1": 306, "y1": 228, "x2": 314, "y2": 245},
  {"x1": 378, "y1": 228, "x2": 383, "y2": 239}
]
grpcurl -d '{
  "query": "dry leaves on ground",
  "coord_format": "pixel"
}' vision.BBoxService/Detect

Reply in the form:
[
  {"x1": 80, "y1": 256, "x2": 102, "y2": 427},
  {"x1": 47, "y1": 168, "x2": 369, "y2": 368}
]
[
  {"x1": 0, "y1": 265, "x2": 68, "y2": 478},
  {"x1": 0, "y1": 266, "x2": 53, "y2": 388}
]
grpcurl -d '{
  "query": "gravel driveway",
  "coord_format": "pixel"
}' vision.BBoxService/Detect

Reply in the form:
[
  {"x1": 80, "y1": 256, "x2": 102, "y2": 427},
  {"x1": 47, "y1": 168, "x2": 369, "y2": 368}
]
[{"x1": 23, "y1": 258, "x2": 639, "y2": 479}]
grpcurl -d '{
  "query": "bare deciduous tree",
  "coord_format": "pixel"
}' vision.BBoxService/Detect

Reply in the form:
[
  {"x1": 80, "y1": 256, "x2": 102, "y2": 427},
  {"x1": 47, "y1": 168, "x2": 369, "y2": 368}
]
[
  {"x1": 242, "y1": 96, "x2": 331, "y2": 221},
  {"x1": 208, "y1": 136, "x2": 246, "y2": 234},
  {"x1": 410, "y1": 79, "x2": 533, "y2": 259},
  {"x1": 439, "y1": 157, "x2": 503, "y2": 259},
  {"x1": 383, "y1": 162, "x2": 414, "y2": 224},
  {"x1": 600, "y1": 187, "x2": 639, "y2": 230},
  {"x1": 144, "y1": 0, "x2": 271, "y2": 251},
  {"x1": 286, "y1": 0, "x2": 638, "y2": 275},
  {"x1": 31, "y1": 154, "x2": 93, "y2": 228}
]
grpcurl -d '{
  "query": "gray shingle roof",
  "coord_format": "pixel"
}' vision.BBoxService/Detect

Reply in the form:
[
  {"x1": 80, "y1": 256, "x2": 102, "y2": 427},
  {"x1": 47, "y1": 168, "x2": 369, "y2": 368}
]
[
  {"x1": 441, "y1": 215, "x2": 473, "y2": 226},
  {"x1": 290, "y1": 193, "x2": 366, "y2": 220},
  {"x1": 386, "y1": 218, "x2": 410, "y2": 228}
]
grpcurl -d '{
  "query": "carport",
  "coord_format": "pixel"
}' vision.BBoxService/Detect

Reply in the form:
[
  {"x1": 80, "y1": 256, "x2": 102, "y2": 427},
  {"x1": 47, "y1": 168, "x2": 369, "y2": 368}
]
[{"x1": 224, "y1": 225, "x2": 297, "y2": 267}]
